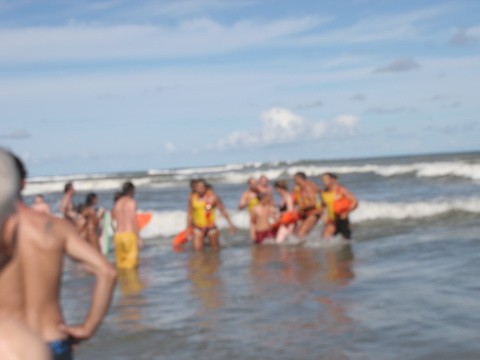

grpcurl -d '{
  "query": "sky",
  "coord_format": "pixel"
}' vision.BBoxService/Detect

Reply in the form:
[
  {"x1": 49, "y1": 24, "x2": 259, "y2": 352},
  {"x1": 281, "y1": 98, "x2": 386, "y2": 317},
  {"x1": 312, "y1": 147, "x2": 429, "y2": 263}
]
[{"x1": 0, "y1": 0, "x2": 479, "y2": 176}]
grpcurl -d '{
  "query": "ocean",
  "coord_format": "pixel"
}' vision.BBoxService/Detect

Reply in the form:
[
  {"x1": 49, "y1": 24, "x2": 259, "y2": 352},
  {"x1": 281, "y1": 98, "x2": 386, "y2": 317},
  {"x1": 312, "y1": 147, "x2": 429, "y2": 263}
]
[{"x1": 24, "y1": 151, "x2": 480, "y2": 359}]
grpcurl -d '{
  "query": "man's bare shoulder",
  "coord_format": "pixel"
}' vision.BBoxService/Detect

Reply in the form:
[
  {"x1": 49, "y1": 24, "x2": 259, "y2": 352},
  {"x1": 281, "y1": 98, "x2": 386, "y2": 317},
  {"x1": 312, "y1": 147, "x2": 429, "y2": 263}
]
[{"x1": 20, "y1": 205, "x2": 76, "y2": 243}]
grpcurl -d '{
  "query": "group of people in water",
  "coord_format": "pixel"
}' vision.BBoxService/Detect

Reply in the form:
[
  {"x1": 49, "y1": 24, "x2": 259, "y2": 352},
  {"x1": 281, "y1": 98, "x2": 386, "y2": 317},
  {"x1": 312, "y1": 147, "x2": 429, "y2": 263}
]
[
  {"x1": 0, "y1": 147, "x2": 358, "y2": 359},
  {"x1": 185, "y1": 172, "x2": 358, "y2": 251}
]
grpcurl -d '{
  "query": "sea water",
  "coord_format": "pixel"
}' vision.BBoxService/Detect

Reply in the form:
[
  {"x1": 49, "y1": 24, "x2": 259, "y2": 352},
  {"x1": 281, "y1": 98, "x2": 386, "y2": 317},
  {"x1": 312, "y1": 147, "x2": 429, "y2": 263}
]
[{"x1": 23, "y1": 152, "x2": 480, "y2": 360}]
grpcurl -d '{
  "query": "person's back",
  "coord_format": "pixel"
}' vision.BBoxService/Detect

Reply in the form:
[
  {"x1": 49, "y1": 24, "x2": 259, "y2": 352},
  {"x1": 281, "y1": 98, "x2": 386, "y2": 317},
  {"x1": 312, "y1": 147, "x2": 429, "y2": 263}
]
[
  {"x1": 112, "y1": 195, "x2": 137, "y2": 233},
  {"x1": 0, "y1": 203, "x2": 116, "y2": 360},
  {"x1": 112, "y1": 182, "x2": 141, "y2": 268},
  {"x1": 0, "y1": 204, "x2": 64, "y2": 341}
]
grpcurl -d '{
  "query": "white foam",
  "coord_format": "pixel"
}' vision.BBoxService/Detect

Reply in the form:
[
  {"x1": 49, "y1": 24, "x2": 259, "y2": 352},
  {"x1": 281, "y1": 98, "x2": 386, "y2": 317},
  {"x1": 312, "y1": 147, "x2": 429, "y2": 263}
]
[
  {"x1": 351, "y1": 197, "x2": 480, "y2": 223},
  {"x1": 23, "y1": 176, "x2": 153, "y2": 196}
]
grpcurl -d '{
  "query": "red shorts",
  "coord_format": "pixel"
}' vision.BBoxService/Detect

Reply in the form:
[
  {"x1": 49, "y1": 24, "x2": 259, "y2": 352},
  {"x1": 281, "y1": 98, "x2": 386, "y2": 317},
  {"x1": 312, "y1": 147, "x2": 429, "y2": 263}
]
[{"x1": 255, "y1": 229, "x2": 277, "y2": 244}]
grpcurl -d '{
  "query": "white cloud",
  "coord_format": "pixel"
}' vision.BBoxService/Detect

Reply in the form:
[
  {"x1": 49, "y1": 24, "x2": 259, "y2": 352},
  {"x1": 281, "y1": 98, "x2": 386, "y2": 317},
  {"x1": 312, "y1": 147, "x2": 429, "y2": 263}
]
[
  {"x1": 163, "y1": 141, "x2": 176, "y2": 153},
  {"x1": 334, "y1": 115, "x2": 359, "y2": 135},
  {"x1": 209, "y1": 107, "x2": 360, "y2": 150}
]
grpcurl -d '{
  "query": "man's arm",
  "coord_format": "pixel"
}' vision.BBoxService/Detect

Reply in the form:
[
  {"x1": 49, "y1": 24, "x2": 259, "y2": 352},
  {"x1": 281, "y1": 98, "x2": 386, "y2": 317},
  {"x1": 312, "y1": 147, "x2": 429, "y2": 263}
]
[
  {"x1": 60, "y1": 220, "x2": 117, "y2": 342},
  {"x1": 238, "y1": 192, "x2": 248, "y2": 210}
]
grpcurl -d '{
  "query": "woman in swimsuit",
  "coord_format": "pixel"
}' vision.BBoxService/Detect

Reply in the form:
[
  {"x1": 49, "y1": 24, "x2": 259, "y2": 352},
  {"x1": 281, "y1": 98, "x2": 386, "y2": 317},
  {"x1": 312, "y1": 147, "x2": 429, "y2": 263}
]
[{"x1": 187, "y1": 179, "x2": 235, "y2": 250}]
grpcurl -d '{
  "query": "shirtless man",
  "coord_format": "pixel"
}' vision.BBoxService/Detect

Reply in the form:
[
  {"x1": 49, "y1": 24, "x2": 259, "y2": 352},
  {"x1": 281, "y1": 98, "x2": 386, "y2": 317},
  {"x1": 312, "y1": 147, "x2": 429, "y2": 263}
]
[
  {"x1": 238, "y1": 177, "x2": 259, "y2": 241},
  {"x1": 60, "y1": 182, "x2": 77, "y2": 222},
  {"x1": 293, "y1": 172, "x2": 323, "y2": 240},
  {"x1": 112, "y1": 182, "x2": 143, "y2": 269},
  {"x1": 0, "y1": 152, "x2": 117, "y2": 360},
  {"x1": 31, "y1": 194, "x2": 51, "y2": 214},
  {"x1": 250, "y1": 193, "x2": 278, "y2": 245}
]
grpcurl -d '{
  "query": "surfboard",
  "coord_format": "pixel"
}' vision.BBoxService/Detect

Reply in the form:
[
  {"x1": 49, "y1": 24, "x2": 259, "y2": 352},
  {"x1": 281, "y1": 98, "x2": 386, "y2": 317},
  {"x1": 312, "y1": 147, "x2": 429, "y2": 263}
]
[
  {"x1": 136, "y1": 212, "x2": 153, "y2": 230},
  {"x1": 100, "y1": 211, "x2": 114, "y2": 255}
]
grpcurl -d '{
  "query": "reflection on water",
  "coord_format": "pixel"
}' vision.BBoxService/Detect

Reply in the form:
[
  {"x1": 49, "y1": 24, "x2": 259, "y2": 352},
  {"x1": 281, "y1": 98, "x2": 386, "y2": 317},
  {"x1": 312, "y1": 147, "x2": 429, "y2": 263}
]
[
  {"x1": 247, "y1": 244, "x2": 356, "y2": 357},
  {"x1": 114, "y1": 268, "x2": 147, "y2": 331},
  {"x1": 187, "y1": 251, "x2": 224, "y2": 314}
]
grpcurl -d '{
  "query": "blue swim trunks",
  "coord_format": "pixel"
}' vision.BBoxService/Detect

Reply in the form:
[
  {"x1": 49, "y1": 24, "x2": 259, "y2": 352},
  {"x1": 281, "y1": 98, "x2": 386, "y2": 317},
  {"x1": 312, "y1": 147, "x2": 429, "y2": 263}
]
[{"x1": 48, "y1": 338, "x2": 73, "y2": 360}]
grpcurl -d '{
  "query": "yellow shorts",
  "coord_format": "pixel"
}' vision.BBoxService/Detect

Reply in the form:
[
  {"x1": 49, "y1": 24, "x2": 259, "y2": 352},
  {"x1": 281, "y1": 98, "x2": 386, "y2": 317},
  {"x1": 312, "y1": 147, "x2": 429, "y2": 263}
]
[{"x1": 114, "y1": 232, "x2": 139, "y2": 269}]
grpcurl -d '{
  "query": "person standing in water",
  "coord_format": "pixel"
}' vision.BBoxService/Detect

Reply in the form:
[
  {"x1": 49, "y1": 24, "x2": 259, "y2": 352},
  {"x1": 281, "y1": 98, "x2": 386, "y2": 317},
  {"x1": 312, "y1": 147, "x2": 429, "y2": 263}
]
[
  {"x1": 187, "y1": 179, "x2": 236, "y2": 250},
  {"x1": 321, "y1": 173, "x2": 358, "y2": 240},
  {"x1": 0, "y1": 150, "x2": 117, "y2": 360},
  {"x1": 238, "y1": 177, "x2": 259, "y2": 241},
  {"x1": 112, "y1": 182, "x2": 143, "y2": 269},
  {"x1": 250, "y1": 192, "x2": 278, "y2": 245},
  {"x1": 273, "y1": 179, "x2": 296, "y2": 243},
  {"x1": 82, "y1": 192, "x2": 103, "y2": 251},
  {"x1": 60, "y1": 182, "x2": 77, "y2": 223},
  {"x1": 293, "y1": 172, "x2": 323, "y2": 240},
  {"x1": 31, "y1": 194, "x2": 51, "y2": 215}
]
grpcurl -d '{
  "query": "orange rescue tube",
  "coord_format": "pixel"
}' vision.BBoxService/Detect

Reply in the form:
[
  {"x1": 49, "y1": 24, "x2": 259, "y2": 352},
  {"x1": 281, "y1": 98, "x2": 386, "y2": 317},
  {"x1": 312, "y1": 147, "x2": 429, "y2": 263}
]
[
  {"x1": 136, "y1": 212, "x2": 153, "y2": 230},
  {"x1": 172, "y1": 227, "x2": 193, "y2": 248},
  {"x1": 280, "y1": 211, "x2": 299, "y2": 225},
  {"x1": 333, "y1": 198, "x2": 352, "y2": 215}
]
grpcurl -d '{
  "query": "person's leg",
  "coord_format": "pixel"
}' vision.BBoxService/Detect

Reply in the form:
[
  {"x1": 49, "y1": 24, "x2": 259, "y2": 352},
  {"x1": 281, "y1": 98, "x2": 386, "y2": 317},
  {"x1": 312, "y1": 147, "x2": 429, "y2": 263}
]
[
  {"x1": 193, "y1": 228, "x2": 206, "y2": 250},
  {"x1": 322, "y1": 221, "x2": 336, "y2": 239},
  {"x1": 296, "y1": 215, "x2": 319, "y2": 239},
  {"x1": 276, "y1": 224, "x2": 294, "y2": 244},
  {"x1": 207, "y1": 228, "x2": 221, "y2": 250}
]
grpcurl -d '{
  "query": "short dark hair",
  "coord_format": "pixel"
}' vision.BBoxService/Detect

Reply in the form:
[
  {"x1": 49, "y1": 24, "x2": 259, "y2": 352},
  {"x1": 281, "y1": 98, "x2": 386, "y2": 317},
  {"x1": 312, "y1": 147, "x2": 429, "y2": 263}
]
[
  {"x1": 64, "y1": 182, "x2": 73, "y2": 193},
  {"x1": 122, "y1": 181, "x2": 135, "y2": 195},
  {"x1": 274, "y1": 179, "x2": 288, "y2": 190},
  {"x1": 323, "y1": 172, "x2": 338, "y2": 180},
  {"x1": 294, "y1": 171, "x2": 307, "y2": 180},
  {"x1": 86, "y1": 192, "x2": 97, "y2": 206}
]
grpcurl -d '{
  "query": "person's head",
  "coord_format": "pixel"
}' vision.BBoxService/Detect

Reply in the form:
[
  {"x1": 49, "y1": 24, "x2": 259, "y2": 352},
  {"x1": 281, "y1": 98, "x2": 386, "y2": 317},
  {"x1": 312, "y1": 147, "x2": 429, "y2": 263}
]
[
  {"x1": 259, "y1": 175, "x2": 269, "y2": 186},
  {"x1": 190, "y1": 179, "x2": 199, "y2": 192},
  {"x1": 194, "y1": 179, "x2": 208, "y2": 196},
  {"x1": 274, "y1": 179, "x2": 289, "y2": 192},
  {"x1": 0, "y1": 149, "x2": 18, "y2": 215},
  {"x1": 0, "y1": 150, "x2": 19, "y2": 256},
  {"x1": 122, "y1": 181, "x2": 135, "y2": 197},
  {"x1": 86, "y1": 192, "x2": 97, "y2": 207},
  {"x1": 64, "y1": 182, "x2": 74, "y2": 195},
  {"x1": 321, "y1": 172, "x2": 338, "y2": 189},
  {"x1": 34, "y1": 194, "x2": 44, "y2": 203},
  {"x1": 293, "y1": 172, "x2": 307, "y2": 187},
  {"x1": 247, "y1": 177, "x2": 258, "y2": 191}
]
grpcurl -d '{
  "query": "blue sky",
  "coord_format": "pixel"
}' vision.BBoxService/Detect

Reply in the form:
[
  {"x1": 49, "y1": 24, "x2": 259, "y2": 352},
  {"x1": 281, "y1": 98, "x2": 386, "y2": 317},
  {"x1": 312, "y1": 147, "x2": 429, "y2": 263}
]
[{"x1": 0, "y1": 0, "x2": 479, "y2": 176}]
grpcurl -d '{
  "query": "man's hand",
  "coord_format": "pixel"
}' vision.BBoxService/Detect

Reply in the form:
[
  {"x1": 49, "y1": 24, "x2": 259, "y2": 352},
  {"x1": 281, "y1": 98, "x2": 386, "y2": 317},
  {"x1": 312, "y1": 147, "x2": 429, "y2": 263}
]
[{"x1": 59, "y1": 323, "x2": 93, "y2": 346}]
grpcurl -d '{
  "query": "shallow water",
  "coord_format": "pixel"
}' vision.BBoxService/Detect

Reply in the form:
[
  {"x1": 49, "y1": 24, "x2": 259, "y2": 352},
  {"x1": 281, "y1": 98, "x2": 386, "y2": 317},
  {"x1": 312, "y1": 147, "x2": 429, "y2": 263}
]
[
  {"x1": 63, "y1": 215, "x2": 480, "y2": 360},
  {"x1": 24, "y1": 152, "x2": 480, "y2": 359}
]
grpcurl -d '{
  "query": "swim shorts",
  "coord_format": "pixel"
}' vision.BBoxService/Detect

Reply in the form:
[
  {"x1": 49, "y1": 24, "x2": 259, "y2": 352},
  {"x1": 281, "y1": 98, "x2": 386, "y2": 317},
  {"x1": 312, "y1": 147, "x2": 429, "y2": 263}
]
[
  {"x1": 48, "y1": 338, "x2": 72, "y2": 360},
  {"x1": 255, "y1": 229, "x2": 277, "y2": 244},
  {"x1": 114, "y1": 232, "x2": 139, "y2": 269},
  {"x1": 334, "y1": 218, "x2": 352, "y2": 240}
]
